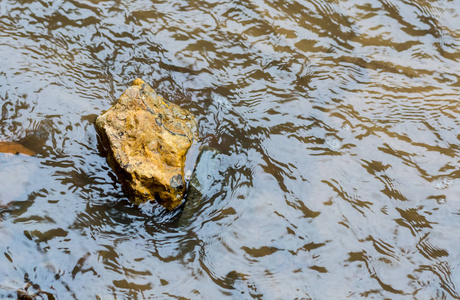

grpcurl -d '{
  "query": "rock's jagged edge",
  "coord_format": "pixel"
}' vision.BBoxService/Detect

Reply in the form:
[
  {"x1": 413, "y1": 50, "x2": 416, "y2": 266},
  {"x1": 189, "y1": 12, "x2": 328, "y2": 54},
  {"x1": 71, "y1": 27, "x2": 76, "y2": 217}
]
[{"x1": 95, "y1": 78, "x2": 198, "y2": 210}]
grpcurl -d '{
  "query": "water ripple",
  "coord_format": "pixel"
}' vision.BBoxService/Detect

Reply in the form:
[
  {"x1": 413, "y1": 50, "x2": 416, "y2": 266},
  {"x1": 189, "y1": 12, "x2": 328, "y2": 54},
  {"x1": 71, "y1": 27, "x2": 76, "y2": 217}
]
[{"x1": 1, "y1": 0, "x2": 460, "y2": 298}]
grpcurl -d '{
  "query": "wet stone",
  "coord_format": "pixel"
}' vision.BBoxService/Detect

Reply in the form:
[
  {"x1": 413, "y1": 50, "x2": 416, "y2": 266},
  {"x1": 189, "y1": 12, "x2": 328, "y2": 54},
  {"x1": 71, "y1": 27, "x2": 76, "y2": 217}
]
[
  {"x1": 0, "y1": 141, "x2": 35, "y2": 156},
  {"x1": 170, "y1": 174, "x2": 184, "y2": 190},
  {"x1": 96, "y1": 78, "x2": 198, "y2": 210}
]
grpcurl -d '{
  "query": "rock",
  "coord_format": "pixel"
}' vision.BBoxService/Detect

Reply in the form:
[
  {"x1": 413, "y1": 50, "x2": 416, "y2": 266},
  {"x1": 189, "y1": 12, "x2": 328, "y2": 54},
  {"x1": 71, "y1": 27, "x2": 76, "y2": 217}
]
[
  {"x1": 96, "y1": 78, "x2": 198, "y2": 210},
  {"x1": 0, "y1": 141, "x2": 35, "y2": 156}
]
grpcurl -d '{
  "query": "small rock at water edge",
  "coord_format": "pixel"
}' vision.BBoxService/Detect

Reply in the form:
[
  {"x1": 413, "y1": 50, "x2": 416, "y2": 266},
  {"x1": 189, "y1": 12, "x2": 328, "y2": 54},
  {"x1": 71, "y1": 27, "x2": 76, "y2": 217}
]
[{"x1": 0, "y1": 141, "x2": 35, "y2": 156}]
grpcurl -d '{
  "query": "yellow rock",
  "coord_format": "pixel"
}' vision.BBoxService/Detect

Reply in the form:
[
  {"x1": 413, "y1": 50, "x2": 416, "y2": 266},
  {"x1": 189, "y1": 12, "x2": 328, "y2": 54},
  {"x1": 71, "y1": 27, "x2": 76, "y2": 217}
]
[
  {"x1": 96, "y1": 79, "x2": 198, "y2": 210},
  {"x1": 0, "y1": 141, "x2": 35, "y2": 156}
]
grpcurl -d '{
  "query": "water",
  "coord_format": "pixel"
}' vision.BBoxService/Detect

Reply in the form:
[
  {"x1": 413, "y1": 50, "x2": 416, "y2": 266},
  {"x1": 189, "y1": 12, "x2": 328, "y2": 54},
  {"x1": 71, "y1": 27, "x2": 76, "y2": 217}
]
[{"x1": 1, "y1": 0, "x2": 460, "y2": 298}]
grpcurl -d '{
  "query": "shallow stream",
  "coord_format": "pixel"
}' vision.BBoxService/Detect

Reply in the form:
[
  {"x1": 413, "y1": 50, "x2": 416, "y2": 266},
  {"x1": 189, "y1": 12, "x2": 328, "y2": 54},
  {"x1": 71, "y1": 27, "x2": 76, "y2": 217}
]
[{"x1": 2, "y1": 0, "x2": 460, "y2": 298}]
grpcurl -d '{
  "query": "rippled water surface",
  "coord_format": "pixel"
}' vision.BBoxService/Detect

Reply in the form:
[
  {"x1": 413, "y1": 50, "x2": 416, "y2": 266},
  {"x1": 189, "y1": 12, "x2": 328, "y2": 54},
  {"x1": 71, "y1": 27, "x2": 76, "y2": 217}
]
[{"x1": 2, "y1": 0, "x2": 460, "y2": 298}]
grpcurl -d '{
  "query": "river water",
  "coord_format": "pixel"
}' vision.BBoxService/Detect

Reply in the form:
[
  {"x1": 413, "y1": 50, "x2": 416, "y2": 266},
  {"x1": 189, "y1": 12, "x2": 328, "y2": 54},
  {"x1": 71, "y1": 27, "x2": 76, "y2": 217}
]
[{"x1": 1, "y1": 0, "x2": 460, "y2": 299}]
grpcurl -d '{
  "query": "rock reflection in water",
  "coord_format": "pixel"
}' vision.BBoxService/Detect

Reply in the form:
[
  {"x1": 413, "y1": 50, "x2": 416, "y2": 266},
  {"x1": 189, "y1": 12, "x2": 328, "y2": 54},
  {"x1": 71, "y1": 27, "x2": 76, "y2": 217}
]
[{"x1": 1, "y1": 0, "x2": 460, "y2": 299}]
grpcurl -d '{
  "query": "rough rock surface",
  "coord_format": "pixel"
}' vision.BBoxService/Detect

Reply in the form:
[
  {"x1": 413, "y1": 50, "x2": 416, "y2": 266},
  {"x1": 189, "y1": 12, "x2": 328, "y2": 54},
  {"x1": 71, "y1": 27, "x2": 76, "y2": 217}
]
[{"x1": 96, "y1": 78, "x2": 198, "y2": 210}]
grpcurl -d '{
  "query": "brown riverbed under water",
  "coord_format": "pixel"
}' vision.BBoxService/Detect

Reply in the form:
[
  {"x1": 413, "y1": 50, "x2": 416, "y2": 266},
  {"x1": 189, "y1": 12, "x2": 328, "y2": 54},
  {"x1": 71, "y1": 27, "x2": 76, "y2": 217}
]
[{"x1": 1, "y1": 0, "x2": 460, "y2": 299}]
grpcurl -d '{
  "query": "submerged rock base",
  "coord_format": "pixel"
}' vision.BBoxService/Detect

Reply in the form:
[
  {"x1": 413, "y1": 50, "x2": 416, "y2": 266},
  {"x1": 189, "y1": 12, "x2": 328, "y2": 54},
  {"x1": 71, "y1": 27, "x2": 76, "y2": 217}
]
[{"x1": 96, "y1": 78, "x2": 198, "y2": 210}]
